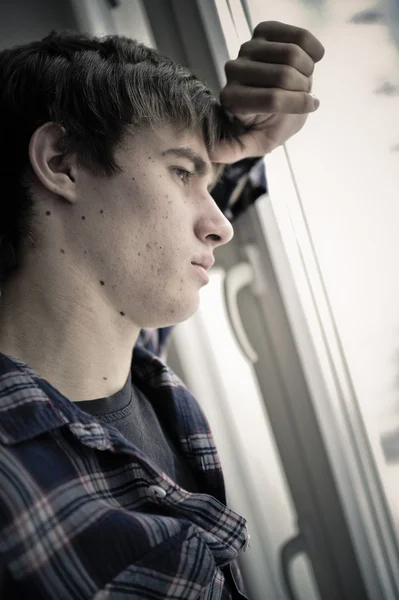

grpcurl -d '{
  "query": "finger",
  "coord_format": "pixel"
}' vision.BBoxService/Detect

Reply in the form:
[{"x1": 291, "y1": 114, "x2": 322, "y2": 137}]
[
  {"x1": 252, "y1": 21, "x2": 325, "y2": 64},
  {"x1": 225, "y1": 58, "x2": 312, "y2": 93},
  {"x1": 220, "y1": 85, "x2": 317, "y2": 115},
  {"x1": 239, "y1": 39, "x2": 315, "y2": 78}
]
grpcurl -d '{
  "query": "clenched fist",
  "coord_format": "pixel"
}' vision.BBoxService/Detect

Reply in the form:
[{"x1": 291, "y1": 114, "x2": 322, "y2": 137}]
[{"x1": 210, "y1": 21, "x2": 325, "y2": 163}]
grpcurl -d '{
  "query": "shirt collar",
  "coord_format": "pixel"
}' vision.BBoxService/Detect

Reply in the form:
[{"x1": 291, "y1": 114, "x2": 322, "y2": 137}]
[{"x1": 0, "y1": 345, "x2": 167, "y2": 446}]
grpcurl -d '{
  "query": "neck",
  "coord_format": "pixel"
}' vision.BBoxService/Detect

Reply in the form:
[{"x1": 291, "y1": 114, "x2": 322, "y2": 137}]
[{"x1": 0, "y1": 269, "x2": 139, "y2": 402}]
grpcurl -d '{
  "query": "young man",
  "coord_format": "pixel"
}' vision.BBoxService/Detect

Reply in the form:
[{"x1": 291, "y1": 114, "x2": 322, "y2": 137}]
[{"x1": 0, "y1": 22, "x2": 324, "y2": 599}]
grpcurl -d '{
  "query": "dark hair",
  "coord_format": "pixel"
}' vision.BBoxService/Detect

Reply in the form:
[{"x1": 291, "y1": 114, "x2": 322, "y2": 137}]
[{"x1": 0, "y1": 30, "x2": 250, "y2": 288}]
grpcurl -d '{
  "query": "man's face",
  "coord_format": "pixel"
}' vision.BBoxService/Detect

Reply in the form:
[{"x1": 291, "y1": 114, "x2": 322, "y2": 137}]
[{"x1": 65, "y1": 124, "x2": 234, "y2": 329}]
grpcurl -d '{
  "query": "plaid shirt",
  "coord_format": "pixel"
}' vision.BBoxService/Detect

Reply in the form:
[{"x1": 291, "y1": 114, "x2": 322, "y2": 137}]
[{"x1": 0, "y1": 159, "x2": 266, "y2": 599}]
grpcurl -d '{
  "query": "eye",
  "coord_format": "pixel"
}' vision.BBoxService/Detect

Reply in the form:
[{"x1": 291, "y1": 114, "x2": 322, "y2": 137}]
[{"x1": 171, "y1": 167, "x2": 194, "y2": 185}]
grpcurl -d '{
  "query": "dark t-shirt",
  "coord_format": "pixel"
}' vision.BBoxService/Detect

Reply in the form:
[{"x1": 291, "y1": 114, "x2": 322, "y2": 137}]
[
  {"x1": 75, "y1": 370, "x2": 200, "y2": 493},
  {"x1": 74, "y1": 373, "x2": 242, "y2": 597}
]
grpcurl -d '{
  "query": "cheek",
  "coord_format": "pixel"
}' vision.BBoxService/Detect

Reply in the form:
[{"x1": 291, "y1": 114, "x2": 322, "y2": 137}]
[{"x1": 120, "y1": 175, "x2": 189, "y2": 270}]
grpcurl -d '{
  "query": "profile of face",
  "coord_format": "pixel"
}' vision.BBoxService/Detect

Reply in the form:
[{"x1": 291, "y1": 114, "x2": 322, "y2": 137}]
[{"x1": 27, "y1": 123, "x2": 234, "y2": 332}]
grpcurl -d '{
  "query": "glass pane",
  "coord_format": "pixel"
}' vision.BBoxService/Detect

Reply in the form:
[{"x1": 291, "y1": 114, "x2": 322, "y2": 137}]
[{"x1": 244, "y1": 0, "x2": 399, "y2": 552}]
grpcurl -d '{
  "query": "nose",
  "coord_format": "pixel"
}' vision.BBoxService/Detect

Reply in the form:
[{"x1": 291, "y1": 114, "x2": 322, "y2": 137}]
[
  {"x1": 195, "y1": 195, "x2": 234, "y2": 248},
  {"x1": 206, "y1": 218, "x2": 234, "y2": 247}
]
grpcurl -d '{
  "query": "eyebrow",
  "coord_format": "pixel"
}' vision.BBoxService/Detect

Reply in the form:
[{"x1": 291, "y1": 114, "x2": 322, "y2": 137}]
[{"x1": 162, "y1": 147, "x2": 212, "y2": 177}]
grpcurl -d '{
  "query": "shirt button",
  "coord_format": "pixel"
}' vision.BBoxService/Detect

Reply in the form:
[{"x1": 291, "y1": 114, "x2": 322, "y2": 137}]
[{"x1": 149, "y1": 485, "x2": 167, "y2": 499}]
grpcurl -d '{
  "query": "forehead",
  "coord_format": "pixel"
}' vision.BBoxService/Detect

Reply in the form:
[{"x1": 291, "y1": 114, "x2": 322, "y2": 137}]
[
  {"x1": 124, "y1": 124, "x2": 210, "y2": 162},
  {"x1": 156, "y1": 124, "x2": 208, "y2": 152}
]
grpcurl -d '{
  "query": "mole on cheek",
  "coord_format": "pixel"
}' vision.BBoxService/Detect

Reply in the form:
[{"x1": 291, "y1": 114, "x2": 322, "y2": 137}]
[
  {"x1": 46, "y1": 211, "x2": 51, "y2": 216},
  {"x1": 100, "y1": 281, "x2": 105, "y2": 286},
  {"x1": 81, "y1": 216, "x2": 85, "y2": 220}
]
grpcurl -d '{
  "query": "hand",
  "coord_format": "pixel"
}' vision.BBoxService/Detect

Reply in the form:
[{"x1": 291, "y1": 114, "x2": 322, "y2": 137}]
[{"x1": 210, "y1": 21, "x2": 325, "y2": 163}]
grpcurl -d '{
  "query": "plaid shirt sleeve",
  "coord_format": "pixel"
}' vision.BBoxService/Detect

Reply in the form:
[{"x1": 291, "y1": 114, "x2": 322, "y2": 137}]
[{"x1": 137, "y1": 157, "x2": 267, "y2": 359}]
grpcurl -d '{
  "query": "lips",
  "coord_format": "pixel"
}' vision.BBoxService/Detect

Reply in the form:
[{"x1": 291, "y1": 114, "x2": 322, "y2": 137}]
[
  {"x1": 191, "y1": 256, "x2": 215, "y2": 271},
  {"x1": 191, "y1": 262, "x2": 210, "y2": 283}
]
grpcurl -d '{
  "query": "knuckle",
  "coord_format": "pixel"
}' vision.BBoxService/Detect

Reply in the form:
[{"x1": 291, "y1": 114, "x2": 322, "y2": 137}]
[
  {"x1": 219, "y1": 87, "x2": 234, "y2": 109},
  {"x1": 307, "y1": 62, "x2": 315, "y2": 77},
  {"x1": 296, "y1": 28, "x2": 311, "y2": 48},
  {"x1": 238, "y1": 40, "x2": 254, "y2": 56},
  {"x1": 266, "y1": 91, "x2": 283, "y2": 113},
  {"x1": 219, "y1": 87, "x2": 228, "y2": 103},
  {"x1": 277, "y1": 65, "x2": 295, "y2": 88},
  {"x1": 252, "y1": 20, "x2": 278, "y2": 37},
  {"x1": 252, "y1": 22, "x2": 265, "y2": 37},
  {"x1": 224, "y1": 59, "x2": 236, "y2": 77},
  {"x1": 285, "y1": 43, "x2": 302, "y2": 65}
]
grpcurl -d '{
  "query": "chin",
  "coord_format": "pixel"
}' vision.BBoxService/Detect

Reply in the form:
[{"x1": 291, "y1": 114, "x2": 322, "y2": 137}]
[
  {"x1": 170, "y1": 291, "x2": 202, "y2": 325},
  {"x1": 168, "y1": 301, "x2": 200, "y2": 327},
  {"x1": 141, "y1": 294, "x2": 200, "y2": 329}
]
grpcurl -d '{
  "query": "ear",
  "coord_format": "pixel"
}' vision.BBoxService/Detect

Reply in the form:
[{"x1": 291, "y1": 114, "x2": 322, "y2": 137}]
[{"x1": 28, "y1": 122, "x2": 78, "y2": 204}]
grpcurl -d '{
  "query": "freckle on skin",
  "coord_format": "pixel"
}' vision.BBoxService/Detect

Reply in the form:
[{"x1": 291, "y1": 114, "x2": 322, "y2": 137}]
[
  {"x1": 100, "y1": 281, "x2": 105, "y2": 286},
  {"x1": 138, "y1": 252, "x2": 141, "y2": 256},
  {"x1": 120, "y1": 311, "x2": 125, "y2": 316},
  {"x1": 46, "y1": 211, "x2": 51, "y2": 216},
  {"x1": 146, "y1": 243, "x2": 152, "y2": 250},
  {"x1": 81, "y1": 216, "x2": 85, "y2": 220},
  {"x1": 103, "y1": 377, "x2": 108, "y2": 381},
  {"x1": 60, "y1": 249, "x2": 65, "y2": 254},
  {"x1": 100, "y1": 210, "x2": 103, "y2": 214}
]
